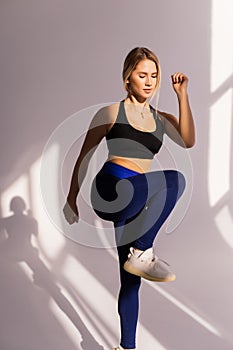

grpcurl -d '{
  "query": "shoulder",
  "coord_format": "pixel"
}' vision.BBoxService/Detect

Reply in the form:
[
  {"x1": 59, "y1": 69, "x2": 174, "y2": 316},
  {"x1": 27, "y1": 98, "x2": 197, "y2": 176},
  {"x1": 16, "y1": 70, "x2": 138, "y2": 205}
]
[
  {"x1": 157, "y1": 110, "x2": 177, "y2": 123},
  {"x1": 149, "y1": 105, "x2": 166, "y2": 124},
  {"x1": 157, "y1": 109, "x2": 179, "y2": 133},
  {"x1": 104, "y1": 102, "x2": 121, "y2": 121},
  {"x1": 151, "y1": 107, "x2": 179, "y2": 132},
  {"x1": 91, "y1": 102, "x2": 120, "y2": 128},
  {"x1": 90, "y1": 102, "x2": 120, "y2": 132}
]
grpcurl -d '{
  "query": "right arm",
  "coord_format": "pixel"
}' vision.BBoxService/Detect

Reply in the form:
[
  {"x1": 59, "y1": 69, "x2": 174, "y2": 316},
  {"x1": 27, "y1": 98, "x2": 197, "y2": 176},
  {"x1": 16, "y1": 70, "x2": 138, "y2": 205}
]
[{"x1": 64, "y1": 105, "x2": 114, "y2": 224}]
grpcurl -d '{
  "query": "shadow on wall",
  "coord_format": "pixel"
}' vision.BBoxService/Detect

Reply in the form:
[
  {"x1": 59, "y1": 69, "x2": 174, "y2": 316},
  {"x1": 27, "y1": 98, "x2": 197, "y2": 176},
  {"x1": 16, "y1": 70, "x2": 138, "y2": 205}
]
[{"x1": 0, "y1": 196, "x2": 106, "y2": 350}]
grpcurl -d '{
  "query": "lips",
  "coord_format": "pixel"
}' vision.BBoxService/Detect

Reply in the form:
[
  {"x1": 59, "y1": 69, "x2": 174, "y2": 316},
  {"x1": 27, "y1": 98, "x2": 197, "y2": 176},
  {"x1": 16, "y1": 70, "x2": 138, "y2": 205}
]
[{"x1": 143, "y1": 89, "x2": 152, "y2": 93}]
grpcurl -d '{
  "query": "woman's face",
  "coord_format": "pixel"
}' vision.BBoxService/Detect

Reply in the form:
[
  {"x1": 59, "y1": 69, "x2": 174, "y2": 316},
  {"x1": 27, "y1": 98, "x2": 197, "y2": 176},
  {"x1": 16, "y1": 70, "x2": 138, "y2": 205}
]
[{"x1": 128, "y1": 59, "x2": 158, "y2": 102}]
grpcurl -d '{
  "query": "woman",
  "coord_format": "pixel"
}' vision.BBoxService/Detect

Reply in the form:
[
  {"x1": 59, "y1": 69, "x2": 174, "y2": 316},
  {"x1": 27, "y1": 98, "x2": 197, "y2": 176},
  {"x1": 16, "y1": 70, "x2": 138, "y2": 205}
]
[{"x1": 63, "y1": 47, "x2": 195, "y2": 350}]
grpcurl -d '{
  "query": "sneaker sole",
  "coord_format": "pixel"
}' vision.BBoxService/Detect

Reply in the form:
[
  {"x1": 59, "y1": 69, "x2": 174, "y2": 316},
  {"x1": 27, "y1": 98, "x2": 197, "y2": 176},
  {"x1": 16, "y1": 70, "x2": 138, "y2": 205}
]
[{"x1": 123, "y1": 261, "x2": 176, "y2": 282}]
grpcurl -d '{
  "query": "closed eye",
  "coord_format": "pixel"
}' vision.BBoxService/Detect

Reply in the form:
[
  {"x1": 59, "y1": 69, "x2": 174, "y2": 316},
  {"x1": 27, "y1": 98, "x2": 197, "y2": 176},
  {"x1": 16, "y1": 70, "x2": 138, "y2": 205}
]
[{"x1": 139, "y1": 74, "x2": 157, "y2": 78}]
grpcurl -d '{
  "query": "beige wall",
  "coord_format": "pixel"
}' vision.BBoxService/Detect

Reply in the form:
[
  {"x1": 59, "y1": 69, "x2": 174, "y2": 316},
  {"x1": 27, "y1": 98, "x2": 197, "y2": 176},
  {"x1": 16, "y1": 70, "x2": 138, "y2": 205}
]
[{"x1": 0, "y1": 1, "x2": 233, "y2": 349}]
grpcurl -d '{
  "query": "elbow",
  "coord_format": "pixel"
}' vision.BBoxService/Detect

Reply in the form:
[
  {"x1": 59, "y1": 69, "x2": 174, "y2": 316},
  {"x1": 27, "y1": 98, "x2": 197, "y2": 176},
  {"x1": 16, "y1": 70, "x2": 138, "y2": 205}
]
[
  {"x1": 184, "y1": 139, "x2": 196, "y2": 148},
  {"x1": 182, "y1": 132, "x2": 196, "y2": 148}
]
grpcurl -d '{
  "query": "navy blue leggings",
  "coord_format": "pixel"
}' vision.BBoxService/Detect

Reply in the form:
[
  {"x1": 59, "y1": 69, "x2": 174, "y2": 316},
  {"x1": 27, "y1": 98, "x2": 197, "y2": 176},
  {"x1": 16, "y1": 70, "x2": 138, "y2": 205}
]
[{"x1": 91, "y1": 162, "x2": 186, "y2": 349}]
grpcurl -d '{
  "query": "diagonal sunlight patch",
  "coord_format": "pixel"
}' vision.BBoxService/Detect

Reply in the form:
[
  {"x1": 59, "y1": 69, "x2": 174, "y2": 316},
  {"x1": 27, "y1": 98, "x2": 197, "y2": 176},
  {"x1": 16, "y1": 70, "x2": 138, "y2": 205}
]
[
  {"x1": 61, "y1": 255, "x2": 118, "y2": 349},
  {"x1": 48, "y1": 297, "x2": 83, "y2": 349},
  {"x1": 215, "y1": 205, "x2": 233, "y2": 249},
  {"x1": 208, "y1": 88, "x2": 232, "y2": 207},
  {"x1": 148, "y1": 283, "x2": 221, "y2": 337},
  {"x1": 211, "y1": 0, "x2": 233, "y2": 92},
  {"x1": 18, "y1": 261, "x2": 34, "y2": 282},
  {"x1": 30, "y1": 155, "x2": 66, "y2": 260},
  {"x1": 40, "y1": 142, "x2": 62, "y2": 229}
]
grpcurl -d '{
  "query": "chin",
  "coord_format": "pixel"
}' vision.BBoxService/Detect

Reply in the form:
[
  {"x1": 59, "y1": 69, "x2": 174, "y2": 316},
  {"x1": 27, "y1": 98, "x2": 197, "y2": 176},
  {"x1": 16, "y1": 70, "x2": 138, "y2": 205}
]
[{"x1": 142, "y1": 94, "x2": 153, "y2": 99}]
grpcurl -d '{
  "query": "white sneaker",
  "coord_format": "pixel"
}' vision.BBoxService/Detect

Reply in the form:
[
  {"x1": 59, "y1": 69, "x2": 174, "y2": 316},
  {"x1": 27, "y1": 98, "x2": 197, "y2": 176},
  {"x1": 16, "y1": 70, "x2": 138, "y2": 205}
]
[{"x1": 123, "y1": 247, "x2": 176, "y2": 282}]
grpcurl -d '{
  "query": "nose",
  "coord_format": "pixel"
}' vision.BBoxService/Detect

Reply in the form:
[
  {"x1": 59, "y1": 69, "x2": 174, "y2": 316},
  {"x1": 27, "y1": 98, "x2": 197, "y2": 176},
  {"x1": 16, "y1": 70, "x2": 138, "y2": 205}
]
[{"x1": 145, "y1": 76, "x2": 152, "y2": 86}]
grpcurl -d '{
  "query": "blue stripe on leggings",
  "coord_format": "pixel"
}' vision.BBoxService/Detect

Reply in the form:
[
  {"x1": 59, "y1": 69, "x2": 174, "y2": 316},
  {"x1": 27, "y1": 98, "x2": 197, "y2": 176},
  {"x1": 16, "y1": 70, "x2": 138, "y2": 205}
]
[{"x1": 102, "y1": 161, "x2": 140, "y2": 179}]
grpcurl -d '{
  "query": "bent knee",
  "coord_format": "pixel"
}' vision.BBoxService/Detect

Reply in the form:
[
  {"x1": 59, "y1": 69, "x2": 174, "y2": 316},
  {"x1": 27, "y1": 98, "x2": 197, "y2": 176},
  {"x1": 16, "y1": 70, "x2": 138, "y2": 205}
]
[
  {"x1": 165, "y1": 170, "x2": 186, "y2": 198},
  {"x1": 177, "y1": 171, "x2": 186, "y2": 195},
  {"x1": 174, "y1": 172, "x2": 186, "y2": 200}
]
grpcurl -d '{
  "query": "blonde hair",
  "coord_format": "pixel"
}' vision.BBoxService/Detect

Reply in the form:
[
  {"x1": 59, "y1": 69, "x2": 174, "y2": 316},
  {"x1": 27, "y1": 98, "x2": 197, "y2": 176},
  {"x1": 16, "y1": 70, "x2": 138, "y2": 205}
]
[{"x1": 122, "y1": 47, "x2": 161, "y2": 98}]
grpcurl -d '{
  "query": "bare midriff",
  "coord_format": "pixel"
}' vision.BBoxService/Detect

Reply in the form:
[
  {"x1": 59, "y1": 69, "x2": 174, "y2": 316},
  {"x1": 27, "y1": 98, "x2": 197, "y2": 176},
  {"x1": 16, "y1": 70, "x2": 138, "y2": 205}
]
[{"x1": 107, "y1": 155, "x2": 153, "y2": 173}]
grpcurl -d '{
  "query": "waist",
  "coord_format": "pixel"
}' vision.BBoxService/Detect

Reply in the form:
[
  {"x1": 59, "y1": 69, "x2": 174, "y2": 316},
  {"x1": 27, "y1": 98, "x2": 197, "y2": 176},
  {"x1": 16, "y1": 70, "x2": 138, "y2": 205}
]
[
  {"x1": 102, "y1": 161, "x2": 140, "y2": 179},
  {"x1": 107, "y1": 155, "x2": 152, "y2": 173}
]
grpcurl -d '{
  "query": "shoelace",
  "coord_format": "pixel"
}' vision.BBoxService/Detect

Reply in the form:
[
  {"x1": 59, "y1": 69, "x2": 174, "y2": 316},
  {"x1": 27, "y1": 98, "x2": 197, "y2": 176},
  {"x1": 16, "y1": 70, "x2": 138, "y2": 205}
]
[{"x1": 151, "y1": 256, "x2": 170, "y2": 266}]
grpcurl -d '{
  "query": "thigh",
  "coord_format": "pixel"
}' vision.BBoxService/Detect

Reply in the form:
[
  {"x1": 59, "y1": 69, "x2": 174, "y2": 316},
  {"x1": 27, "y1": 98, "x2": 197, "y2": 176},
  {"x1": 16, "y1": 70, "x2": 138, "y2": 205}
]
[
  {"x1": 114, "y1": 170, "x2": 175, "y2": 246},
  {"x1": 144, "y1": 170, "x2": 186, "y2": 201},
  {"x1": 91, "y1": 170, "x2": 148, "y2": 223},
  {"x1": 144, "y1": 170, "x2": 168, "y2": 199}
]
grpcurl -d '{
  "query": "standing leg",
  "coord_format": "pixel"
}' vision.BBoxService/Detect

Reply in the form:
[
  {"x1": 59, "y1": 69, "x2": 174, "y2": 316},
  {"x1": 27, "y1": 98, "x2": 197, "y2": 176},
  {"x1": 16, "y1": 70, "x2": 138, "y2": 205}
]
[
  {"x1": 115, "y1": 228, "x2": 141, "y2": 350},
  {"x1": 91, "y1": 167, "x2": 148, "y2": 349}
]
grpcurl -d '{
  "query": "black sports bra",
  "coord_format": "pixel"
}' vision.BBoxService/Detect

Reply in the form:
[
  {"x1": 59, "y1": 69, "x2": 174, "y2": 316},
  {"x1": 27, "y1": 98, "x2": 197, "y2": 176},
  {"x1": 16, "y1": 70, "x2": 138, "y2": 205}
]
[{"x1": 106, "y1": 100, "x2": 165, "y2": 159}]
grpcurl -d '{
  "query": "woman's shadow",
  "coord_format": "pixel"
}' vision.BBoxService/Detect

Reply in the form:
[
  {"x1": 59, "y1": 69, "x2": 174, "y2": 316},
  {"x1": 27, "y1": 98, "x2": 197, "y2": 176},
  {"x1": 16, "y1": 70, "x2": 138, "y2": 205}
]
[{"x1": 0, "y1": 196, "x2": 104, "y2": 350}]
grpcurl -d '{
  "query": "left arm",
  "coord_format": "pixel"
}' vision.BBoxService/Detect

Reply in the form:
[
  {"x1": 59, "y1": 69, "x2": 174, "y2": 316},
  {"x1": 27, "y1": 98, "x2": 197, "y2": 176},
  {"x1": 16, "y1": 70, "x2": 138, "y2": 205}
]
[{"x1": 159, "y1": 72, "x2": 196, "y2": 148}]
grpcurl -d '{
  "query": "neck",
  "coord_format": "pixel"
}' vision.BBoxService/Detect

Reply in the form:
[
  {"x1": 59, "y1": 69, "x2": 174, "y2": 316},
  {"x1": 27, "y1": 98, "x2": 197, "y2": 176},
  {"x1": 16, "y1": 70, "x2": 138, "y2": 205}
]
[{"x1": 125, "y1": 95, "x2": 149, "y2": 108}]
